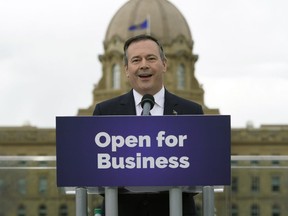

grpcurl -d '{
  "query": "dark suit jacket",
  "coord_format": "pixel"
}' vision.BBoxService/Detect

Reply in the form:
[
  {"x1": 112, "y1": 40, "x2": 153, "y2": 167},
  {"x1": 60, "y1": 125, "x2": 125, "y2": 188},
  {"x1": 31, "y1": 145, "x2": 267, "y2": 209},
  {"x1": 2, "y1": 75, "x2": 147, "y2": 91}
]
[
  {"x1": 93, "y1": 89, "x2": 203, "y2": 115},
  {"x1": 93, "y1": 89, "x2": 202, "y2": 216}
]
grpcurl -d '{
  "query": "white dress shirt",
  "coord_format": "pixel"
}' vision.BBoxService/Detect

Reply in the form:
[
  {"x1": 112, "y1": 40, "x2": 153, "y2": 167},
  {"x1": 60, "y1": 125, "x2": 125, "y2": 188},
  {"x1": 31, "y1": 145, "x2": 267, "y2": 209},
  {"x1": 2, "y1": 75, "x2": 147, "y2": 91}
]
[{"x1": 133, "y1": 87, "x2": 165, "y2": 116}]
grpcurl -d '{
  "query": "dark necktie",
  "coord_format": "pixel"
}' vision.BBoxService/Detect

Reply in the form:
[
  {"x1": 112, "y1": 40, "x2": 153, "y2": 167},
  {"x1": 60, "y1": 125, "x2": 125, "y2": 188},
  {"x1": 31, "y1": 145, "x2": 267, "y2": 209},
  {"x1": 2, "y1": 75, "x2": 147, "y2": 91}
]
[{"x1": 141, "y1": 110, "x2": 151, "y2": 116}]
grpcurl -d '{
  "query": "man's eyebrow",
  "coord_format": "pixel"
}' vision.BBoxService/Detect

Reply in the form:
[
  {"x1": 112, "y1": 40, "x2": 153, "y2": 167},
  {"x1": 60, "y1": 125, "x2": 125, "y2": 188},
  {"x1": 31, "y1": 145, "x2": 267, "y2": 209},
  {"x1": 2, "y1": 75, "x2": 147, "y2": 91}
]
[
  {"x1": 130, "y1": 53, "x2": 158, "y2": 60},
  {"x1": 130, "y1": 55, "x2": 141, "y2": 59}
]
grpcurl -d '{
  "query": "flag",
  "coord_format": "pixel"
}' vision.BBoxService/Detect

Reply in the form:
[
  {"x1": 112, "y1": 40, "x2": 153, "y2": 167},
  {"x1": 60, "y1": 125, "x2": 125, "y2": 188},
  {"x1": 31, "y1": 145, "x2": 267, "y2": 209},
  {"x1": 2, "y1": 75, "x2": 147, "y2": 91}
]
[{"x1": 128, "y1": 19, "x2": 148, "y2": 31}]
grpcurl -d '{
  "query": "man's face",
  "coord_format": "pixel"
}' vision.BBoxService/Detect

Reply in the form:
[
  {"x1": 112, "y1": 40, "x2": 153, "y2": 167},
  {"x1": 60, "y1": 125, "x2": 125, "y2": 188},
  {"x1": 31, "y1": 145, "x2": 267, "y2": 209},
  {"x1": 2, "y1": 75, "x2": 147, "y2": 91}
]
[{"x1": 125, "y1": 39, "x2": 167, "y2": 96}]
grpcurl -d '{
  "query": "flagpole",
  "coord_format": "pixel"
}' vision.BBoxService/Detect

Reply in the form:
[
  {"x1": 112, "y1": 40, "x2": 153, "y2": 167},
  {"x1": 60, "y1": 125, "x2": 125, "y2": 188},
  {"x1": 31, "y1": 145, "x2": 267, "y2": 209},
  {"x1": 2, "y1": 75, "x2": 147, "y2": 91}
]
[{"x1": 147, "y1": 14, "x2": 151, "y2": 35}]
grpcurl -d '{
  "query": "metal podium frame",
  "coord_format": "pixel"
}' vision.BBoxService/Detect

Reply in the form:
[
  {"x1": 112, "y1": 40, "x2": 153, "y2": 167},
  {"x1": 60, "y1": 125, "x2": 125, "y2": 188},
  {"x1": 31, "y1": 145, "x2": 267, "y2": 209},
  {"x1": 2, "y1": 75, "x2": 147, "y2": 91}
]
[{"x1": 75, "y1": 186, "x2": 215, "y2": 216}]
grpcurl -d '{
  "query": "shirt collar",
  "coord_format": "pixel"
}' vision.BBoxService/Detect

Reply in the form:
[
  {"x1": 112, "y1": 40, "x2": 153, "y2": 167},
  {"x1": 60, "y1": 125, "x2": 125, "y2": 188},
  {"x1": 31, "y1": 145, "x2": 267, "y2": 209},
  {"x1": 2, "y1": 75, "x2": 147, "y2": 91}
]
[
  {"x1": 153, "y1": 86, "x2": 165, "y2": 108},
  {"x1": 133, "y1": 90, "x2": 143, "y2": 107},
  {"x1": 133, "y1": 86, "x2": 165, "y2": 108}
]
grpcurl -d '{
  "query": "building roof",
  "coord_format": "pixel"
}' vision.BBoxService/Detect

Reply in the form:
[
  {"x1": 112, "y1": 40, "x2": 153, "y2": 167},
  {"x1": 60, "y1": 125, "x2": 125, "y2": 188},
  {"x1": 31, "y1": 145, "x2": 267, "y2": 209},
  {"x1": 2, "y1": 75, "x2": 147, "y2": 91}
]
[{"x1": 104, "y1": 0, "x2": 193, "y2": 45}]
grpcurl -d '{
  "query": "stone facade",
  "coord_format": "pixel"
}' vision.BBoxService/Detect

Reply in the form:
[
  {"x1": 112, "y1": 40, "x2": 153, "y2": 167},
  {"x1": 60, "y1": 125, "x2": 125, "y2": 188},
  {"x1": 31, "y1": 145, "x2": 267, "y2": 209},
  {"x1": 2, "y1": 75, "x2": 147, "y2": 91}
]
[{"x1": 1, "y1": 125, "x2": 288, "y2": 215}]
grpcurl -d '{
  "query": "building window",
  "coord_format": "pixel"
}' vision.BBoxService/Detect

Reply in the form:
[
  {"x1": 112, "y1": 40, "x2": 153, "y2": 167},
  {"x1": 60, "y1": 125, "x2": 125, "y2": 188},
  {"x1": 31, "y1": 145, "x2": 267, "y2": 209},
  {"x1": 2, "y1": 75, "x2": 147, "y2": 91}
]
[
  {"x1": 18, "y1": 154, "x2": 27, "y2": 166},
  {"x1": 271, "y1": 176, "x2": 280, "y2": 192},
  {"x1": 112, "y1": 64, "x2": 121, "y2": 89},
  {"x1": 250, "y1": 160, "x2": 259, "y2": 166},
  {"x1": 251, "y1": 176, "x2": 260, "y2": 192},
  {"x1": 251, "y1": 204, "x2": 259, "y2": 216},
  {"x1": 59, "y1": 204, "x2": 68, "y2": 216},
  {"x1": 231, "y1": 176, "x2": 238, "y2": 192},
  {"x1": 0, "y1": 179, "x2": 4, "y2": 194},
  {"x1": 18, "y1": 178, "x2": 26, "y2": 195},
  {"x1": 39, "y1": 177, "x2": 48, "y2": 194},
  {"x1": 17, "y1": 205, "x2": 26, "y2": 216},
  {"x1": 177, "y1": 64, "x2": 185, "y2": 89},
  {"x1": 272, "y1": 204, "x2": 281, "y2": 216},
  {"x1": 272, "y1": 160, "x2": 280, "y2": 166},
  {"x1": 231, "y1": 204, "x2": 238, "y2": 216},
  {"x1": 38, "y1": 157, "x2": 48, "y2": 167},
  {"x1": 39, "y1": 205, "x2": 47, "y2": 216}
]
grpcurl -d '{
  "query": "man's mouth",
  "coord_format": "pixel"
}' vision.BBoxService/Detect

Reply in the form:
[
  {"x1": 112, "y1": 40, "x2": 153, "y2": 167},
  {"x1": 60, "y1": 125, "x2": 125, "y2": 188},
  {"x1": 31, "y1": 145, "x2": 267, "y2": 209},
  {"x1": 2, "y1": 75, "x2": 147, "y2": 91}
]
[{"x1": 138, "y1": 73, "x2": 152, "y2": 78}]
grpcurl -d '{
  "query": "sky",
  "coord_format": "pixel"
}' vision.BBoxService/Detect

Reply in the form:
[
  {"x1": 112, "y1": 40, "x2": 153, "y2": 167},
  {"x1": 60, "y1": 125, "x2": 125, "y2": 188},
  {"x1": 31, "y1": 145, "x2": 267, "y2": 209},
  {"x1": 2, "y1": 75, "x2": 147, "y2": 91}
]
[{"x1": 0, "y1": 0, "x2": 288, "y2": 129}]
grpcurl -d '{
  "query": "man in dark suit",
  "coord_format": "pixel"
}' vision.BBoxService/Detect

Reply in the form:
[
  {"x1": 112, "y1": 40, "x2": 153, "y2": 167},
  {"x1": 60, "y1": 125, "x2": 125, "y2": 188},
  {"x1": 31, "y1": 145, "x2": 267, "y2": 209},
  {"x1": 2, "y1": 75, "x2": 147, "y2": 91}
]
[{"x1": 93, "y1": 34, "x2": 203, "y2": 216}]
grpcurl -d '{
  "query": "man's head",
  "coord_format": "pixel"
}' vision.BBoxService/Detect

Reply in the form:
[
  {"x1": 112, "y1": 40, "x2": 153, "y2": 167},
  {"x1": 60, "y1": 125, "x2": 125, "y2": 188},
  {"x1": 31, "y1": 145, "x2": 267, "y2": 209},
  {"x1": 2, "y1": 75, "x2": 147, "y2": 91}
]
[{"x1": 123, "y1": 34, "x2": 167, "y2": 96}]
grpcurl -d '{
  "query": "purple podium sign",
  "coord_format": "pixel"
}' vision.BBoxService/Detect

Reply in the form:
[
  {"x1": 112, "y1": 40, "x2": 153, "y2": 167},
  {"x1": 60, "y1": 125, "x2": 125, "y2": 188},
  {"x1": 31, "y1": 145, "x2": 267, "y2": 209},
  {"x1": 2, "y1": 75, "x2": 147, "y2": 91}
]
[{"x1": 56, "y1": 115, "x2": 230, "y2": 187}]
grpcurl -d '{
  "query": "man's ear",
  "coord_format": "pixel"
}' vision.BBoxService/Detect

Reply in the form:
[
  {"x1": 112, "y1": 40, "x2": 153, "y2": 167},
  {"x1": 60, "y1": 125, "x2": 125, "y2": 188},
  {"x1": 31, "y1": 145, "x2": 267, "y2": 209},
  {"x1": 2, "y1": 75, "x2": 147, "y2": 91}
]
[{"x1": 162, "y1": 59, "x2": 167, "y2": 73}]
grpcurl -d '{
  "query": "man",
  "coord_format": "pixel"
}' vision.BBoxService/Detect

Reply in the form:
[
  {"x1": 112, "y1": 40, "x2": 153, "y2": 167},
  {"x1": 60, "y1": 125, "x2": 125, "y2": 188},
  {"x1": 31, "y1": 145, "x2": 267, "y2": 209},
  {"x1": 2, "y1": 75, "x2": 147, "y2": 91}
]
[{"x1": 93, "y1": 34, "x2": 203, "y2": 216}]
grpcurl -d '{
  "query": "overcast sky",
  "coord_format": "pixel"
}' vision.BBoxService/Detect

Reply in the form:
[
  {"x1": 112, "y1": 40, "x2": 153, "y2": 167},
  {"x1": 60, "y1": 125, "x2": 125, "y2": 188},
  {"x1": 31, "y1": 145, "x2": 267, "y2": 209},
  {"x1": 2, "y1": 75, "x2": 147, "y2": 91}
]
[{"x1": 1, "y1": 0, "x2": 288, "y2": 128}]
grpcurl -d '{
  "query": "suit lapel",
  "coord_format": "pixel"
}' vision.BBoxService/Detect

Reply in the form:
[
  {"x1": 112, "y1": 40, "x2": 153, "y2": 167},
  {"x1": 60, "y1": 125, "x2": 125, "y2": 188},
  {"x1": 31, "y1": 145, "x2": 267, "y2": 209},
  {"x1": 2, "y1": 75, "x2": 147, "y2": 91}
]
[
  {"x1": 164, "y1": 90, "x2": 178, "y2": 115},
  {"x1": 118, "y1": 90, "x2": 137, "y2": 115}
]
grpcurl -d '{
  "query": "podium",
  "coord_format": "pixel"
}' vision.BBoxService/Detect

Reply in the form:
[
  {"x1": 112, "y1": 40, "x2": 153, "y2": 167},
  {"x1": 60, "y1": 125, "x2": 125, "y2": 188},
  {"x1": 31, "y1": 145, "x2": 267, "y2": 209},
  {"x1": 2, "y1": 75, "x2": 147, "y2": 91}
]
[{"x1": 56, "y1": 115, "x2": 230, "y2": 216}]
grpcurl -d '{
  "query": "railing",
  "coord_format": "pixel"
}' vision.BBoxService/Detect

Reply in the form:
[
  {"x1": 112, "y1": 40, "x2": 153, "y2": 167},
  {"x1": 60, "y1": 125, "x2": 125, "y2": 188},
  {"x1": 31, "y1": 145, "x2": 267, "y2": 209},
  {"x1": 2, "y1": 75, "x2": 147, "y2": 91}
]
[{"x1": 1, "y1": 155, "x2": 288, "y2": 216}]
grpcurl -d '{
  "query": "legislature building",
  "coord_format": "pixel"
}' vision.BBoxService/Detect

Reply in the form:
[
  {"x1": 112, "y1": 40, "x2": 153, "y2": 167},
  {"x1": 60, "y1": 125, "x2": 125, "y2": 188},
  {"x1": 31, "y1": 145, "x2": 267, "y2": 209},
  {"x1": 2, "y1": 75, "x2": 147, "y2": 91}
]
[{"x1": 1, "y1": 0, "x2": 288, "y2": 215}]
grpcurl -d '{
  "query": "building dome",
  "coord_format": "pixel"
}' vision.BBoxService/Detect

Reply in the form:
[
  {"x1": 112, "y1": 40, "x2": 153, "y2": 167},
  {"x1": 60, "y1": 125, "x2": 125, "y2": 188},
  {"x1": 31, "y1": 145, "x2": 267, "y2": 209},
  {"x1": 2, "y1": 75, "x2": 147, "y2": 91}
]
[
  {"x1": 78, "y1": 0, "x2": 220, "y2": 116},
  {"x1": 104, "y1": 0, "x2": 193, "y2": 47}
]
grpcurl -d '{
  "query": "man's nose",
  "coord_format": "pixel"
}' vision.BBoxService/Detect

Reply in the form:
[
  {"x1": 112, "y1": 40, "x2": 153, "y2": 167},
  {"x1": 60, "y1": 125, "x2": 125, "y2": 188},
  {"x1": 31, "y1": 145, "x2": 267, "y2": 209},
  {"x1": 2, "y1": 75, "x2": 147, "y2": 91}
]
[{"x1": 139, "y1": 59, "x2": 149, "y2": 69}]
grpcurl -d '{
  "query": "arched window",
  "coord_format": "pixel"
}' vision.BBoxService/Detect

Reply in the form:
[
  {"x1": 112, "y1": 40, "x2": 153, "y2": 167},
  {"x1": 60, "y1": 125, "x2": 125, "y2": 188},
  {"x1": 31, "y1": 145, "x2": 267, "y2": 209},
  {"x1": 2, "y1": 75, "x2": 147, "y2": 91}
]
[
  {"x1": 38, "y1": 176, "x2": 48, "y2": 194},
  {"x1": 112, "y1": 64, "x2": 121, "y2": 89},
  {"x1": 231, "y1": 204, "x2": 238, "y2": 216},
  {"x1": 231, "y1": 176, "x2": 238, "y2": 192},
  {"x1": 39, "y1": 204, "x2": 47, "y2": 216},
  {"x1": 177, "y1": 64, "x2": 185, "y2": 89},
  {"x1": 251, "y1": 204, "x2": 259, "y2": 216},
  {"x1": 59, "y1": 204, "x2": 68, "y2": 216},
  {"x1": 18, "y1": 178, "x2": 26, "y2": 195},
  {"x1": 251, "y1": 176, "x2": 260, "y2": 192},
  {"x1": 17, "y1": 205, "x2": 26, "y2": 216},
  {"x1": 272, "y1": 204, "x2": 281, "y2": 216},
  {"x1": 271, "y1": 176, "x2": 280, "y2": 192}
]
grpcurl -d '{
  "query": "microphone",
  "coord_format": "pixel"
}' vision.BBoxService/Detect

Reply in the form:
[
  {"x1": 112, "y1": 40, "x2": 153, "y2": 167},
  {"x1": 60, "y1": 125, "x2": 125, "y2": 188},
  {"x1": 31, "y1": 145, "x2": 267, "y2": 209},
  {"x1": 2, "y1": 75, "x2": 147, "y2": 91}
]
[{"x1": 141, "y1": 94, "x2": 155, "y2": 116}]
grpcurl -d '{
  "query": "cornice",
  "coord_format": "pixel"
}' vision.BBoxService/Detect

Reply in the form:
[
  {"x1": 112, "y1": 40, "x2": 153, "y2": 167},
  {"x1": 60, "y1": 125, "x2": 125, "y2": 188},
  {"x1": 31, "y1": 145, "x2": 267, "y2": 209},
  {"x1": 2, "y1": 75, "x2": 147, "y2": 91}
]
[
  {"x1": 0, "y1": 127, "x2": 55, "y2": 144},
  {"x1": 1, "y1": 126, "x2": 287, "y2": 144},
  {"x1": 231, "y1": 127, "x2": 288, "y2": 143}
]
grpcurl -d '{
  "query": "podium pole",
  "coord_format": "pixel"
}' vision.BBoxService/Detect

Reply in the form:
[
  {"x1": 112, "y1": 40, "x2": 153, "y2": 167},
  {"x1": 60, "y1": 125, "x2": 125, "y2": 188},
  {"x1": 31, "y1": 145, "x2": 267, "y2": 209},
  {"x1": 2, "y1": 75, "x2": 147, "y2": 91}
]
[
  {"x1": 76, "y1": 187, "x2": 87, "y2": 216},
  {"x1": 105, "y1": 187, "x2": 118, "y2": 216},
  {"x1": 203, "y1": 186, "x2": 214, "y2": 216},
  {"x1": 169, "y1": 187, "x2": 182, "y2": 216}
]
